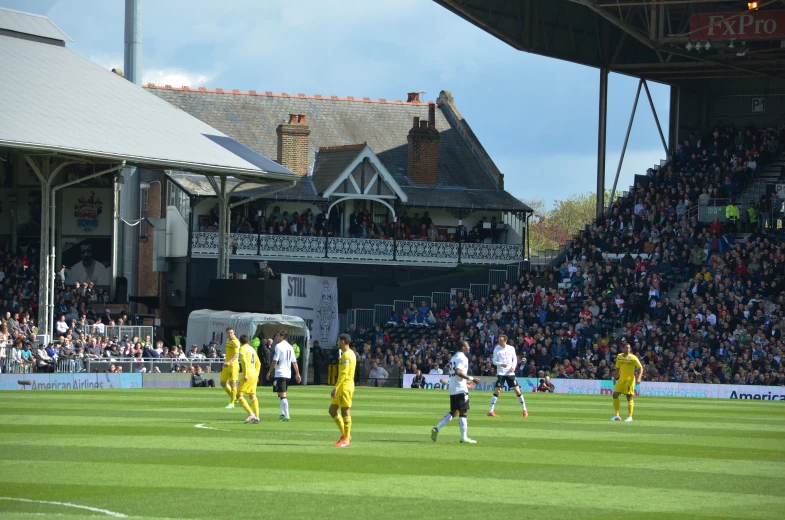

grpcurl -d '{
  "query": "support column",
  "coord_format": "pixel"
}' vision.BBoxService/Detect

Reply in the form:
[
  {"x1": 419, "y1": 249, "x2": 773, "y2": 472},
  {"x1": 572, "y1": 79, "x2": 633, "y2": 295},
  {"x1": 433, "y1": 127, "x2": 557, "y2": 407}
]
[
  {"x1": 669, "y1": 85, "x2": 681, "y2": 153},
  {"x1": 216, "y1": 177, "x2": 228, "y2": 279},
  {"x1": 596, "y1": 68, "x2": 609, "y2": 218}
]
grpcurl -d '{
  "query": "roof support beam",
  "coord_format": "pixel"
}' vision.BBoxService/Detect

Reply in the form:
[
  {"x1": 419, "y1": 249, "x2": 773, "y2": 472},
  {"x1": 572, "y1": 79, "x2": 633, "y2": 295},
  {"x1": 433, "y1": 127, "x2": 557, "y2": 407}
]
[
  {"x1": 609, "y1": 79, "x2": 643, "y2": 216},
  {"x1": 570, "y1": 0, "x2": 657, "y2": 51}
]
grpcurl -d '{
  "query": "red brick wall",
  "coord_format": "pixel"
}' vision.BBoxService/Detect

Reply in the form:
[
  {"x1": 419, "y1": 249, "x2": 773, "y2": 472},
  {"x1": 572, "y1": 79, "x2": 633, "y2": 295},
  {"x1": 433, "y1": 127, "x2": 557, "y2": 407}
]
[
  {"x1": 136, "y1": 181, "x2": 162, "y2": 315},
  {"x1": 407, "y1": 124, "x2": 440, "y2": 186},
  {"x1": 276, "y1": 114, "x2": 310, "y2": 176}
]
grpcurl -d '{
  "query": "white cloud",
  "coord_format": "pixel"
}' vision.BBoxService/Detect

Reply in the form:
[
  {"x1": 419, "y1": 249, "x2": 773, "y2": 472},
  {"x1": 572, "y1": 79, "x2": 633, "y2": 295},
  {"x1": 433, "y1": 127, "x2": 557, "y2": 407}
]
[
  {"x1": 141, "y1": 69, "x2": 211, "y2": 88},
  {"x1": 86, "y1": 55, "x2": 211, "y2": 88}
]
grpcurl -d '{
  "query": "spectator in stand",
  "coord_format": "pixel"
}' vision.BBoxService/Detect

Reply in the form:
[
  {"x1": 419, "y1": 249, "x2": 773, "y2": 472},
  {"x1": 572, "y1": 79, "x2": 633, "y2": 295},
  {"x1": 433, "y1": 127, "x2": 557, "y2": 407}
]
[{"x1": 368, "y1": 362, "x2": 389, "y2": 381}]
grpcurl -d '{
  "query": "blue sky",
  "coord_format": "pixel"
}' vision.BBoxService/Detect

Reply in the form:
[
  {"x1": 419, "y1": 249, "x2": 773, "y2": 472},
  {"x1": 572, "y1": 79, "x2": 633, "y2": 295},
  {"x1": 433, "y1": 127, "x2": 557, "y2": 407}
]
[{"x1": 5, "y1": 0, "x2": 671, "y2": 208}]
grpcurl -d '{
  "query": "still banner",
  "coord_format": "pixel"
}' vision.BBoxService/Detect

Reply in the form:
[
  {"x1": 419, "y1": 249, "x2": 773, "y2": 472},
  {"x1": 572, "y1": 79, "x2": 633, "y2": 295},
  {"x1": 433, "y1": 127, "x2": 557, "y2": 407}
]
[{"x1": 280, "y1": 274, "x2": 338, "y2": 347}]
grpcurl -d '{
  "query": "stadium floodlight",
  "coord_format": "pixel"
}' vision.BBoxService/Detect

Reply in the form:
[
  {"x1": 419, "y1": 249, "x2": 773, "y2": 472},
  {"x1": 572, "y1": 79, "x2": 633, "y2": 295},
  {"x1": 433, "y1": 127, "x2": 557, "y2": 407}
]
[
  {"x1": 704, "y1": 41, "x2": 712, "y2": 51},
  {"x1": 685, "y1": 42, "x2": 694, "y2": 51},
  {"x1": 748, "y1": 2, "x2": 758, "y2": 10}
]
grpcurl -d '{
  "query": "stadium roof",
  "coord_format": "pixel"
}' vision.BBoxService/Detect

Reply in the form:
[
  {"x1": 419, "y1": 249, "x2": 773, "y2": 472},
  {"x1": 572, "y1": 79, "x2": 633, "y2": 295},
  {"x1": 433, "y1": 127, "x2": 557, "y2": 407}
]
[
  {"x1": 0, "y1": 7, "x2": 71, "y2": 43},
  {"x1": 0, "y1": 9, "x2": 296, "y2": 183},
  {"x1": 433, "y1": 1, "x2": 785, "y2": 83}
]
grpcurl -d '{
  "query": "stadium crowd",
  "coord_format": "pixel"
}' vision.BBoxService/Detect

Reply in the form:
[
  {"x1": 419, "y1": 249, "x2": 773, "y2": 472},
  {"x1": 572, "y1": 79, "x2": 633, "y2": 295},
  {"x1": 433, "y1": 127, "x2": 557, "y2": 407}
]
[
  {"x1": 208, "y1": 203, "x2": 504, "y2": 243},
  {"x1": 346, "y1": 122, "x2": 785, "y2": 387},
  {"x1": 1, "y1": 122, "x2": 784, "y2": 388}
]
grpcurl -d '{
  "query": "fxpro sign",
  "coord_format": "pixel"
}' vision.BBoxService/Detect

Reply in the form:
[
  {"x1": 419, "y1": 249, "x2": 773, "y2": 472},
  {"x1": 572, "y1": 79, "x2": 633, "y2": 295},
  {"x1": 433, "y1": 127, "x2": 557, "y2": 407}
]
[{"x1": 689, "y1": 10, "x2": 785, "y2": 40}]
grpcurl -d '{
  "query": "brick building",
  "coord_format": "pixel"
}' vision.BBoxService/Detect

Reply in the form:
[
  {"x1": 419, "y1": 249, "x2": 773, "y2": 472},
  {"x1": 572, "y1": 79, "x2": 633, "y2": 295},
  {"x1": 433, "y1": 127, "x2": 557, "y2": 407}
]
[{"x1": 138, "y1": 86, "x2": 532, "y2": 326}]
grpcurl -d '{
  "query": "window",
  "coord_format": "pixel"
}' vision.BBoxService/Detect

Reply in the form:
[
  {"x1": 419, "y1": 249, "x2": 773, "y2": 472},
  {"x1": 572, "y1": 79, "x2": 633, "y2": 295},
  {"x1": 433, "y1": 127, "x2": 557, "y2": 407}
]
[{"x1": 167, "y1": 181, "x2": 191, "y2": 223}]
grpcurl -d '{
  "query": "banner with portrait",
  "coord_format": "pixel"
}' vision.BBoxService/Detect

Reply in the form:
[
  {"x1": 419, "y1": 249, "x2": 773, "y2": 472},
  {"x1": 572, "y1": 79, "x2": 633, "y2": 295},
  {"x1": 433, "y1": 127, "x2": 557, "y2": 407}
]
[
  {"x1": 280, "y1": 274, "x2": 339, "y2": 347},
  {"x1": 61, "y1": 236, "x2": 112, "y2": 287},
  {"x1": 60, "y1": 188, "x2": 113, "y2": 235}
]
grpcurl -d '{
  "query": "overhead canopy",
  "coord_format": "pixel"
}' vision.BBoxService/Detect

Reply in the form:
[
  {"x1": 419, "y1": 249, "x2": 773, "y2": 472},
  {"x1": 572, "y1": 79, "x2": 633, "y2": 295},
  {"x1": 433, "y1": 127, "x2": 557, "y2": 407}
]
[
  {"x1": 433, "y1": 1, "x2": 785, "y2": 83},
  {"x1": 0, "y1": 16, "x2": 296, "y2": 182}
]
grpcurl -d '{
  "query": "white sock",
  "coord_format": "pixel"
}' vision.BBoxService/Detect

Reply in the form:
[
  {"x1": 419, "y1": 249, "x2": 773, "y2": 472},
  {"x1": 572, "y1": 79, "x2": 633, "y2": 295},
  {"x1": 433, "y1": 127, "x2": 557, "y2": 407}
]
[
  {"x1": 458, "y1": 416, "x2": 468, "y2": 438},
  {"x1": 518, "y1": 394, "x2": 527, "y2": 411},
  {"x1": 489, "y1": 395, "x2": 498, "y2": 412},
  {"x1": 281, "y1": 398, "x2": 289, "y2": 418},
  {"x1": 435, "y1": 413, "x2": 453, "y2": 431}
]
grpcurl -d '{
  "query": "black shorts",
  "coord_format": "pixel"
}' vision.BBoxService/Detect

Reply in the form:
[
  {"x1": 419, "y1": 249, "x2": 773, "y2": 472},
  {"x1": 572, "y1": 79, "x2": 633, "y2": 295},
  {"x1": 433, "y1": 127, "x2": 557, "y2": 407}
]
[
  {"x1": 495, "y1": 375, "x2": 520, "y2": 389},
  {"x1": 449, "y1": 392, "x2": 470, "y2": 412},
  {"x1": 272, "y1": 377, "x2": 289, "y2": 393}
]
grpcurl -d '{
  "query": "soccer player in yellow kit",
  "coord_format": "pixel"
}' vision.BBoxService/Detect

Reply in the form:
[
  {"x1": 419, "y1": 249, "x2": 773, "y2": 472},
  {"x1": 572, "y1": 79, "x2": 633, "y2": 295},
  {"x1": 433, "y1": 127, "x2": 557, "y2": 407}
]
[
  {"x1": 329, "y1": 333, "x2": 356, "y2": 448},
  {"x1": 220, "y1": 327, "x2": 241, "y2": 408},
  {"x1": 611, "y1": 341, "x2": 642, "y2": 422},
  {"x1": 237, "y1": 335, "x2": 261, "y2": 423}
]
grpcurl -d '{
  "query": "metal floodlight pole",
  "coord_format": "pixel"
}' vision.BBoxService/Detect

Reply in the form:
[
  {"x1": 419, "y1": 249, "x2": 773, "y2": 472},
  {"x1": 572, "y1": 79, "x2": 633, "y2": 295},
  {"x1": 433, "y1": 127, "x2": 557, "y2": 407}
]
[
  {"x1": 642, "y1": 80, "x2": 669, "y2": 155},
  {"x1": 609, "y1": 79, "x2": 644, "y2": 215},
  {"x1": 120, "y1": 0, "x2": 142, "y2": 314}
]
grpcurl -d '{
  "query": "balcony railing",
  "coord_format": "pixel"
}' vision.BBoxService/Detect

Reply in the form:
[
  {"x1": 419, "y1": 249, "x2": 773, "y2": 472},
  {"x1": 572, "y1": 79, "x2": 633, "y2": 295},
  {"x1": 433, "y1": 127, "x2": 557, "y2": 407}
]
[{"x1": 190, "y1": 232, "x2": 524, "y2": 265}]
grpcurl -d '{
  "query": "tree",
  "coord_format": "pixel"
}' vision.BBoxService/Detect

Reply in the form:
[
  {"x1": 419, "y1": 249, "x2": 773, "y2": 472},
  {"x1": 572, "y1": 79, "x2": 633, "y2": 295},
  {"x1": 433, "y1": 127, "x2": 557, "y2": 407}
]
[{"x1": 522, "y1": 191, "x2": 604, "y2": 257}]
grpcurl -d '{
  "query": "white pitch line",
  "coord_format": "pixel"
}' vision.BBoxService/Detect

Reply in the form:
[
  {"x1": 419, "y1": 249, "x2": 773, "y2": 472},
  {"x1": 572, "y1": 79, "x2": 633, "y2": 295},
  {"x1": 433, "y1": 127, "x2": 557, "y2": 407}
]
[
  {"x1": 195, "y1": 423, "x2": 230, "y2": 431},
  {"x1": 0, "y1": 497, "x2": 127, "y2": 517}
]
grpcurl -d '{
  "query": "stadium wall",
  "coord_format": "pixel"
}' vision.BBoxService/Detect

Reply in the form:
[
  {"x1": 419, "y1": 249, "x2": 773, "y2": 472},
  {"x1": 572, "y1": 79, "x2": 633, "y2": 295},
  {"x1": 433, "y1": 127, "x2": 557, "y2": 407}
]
[
  {"x1": 0, "y1": 373, "x2": 195, "y2": 391},
  {"x1": 402, "y1": 375, "x2": 785, "y2": 401}
]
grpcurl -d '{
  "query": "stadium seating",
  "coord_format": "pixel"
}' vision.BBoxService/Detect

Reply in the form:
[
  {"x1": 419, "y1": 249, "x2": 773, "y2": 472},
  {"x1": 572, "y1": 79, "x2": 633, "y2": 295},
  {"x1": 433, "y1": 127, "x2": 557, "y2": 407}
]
[
  {"x1": 1, "y1": 122, "x2": 784, "y2": 388},
  {"x1": 344, "y1": 122, "x2": 785, "y2": 387}
]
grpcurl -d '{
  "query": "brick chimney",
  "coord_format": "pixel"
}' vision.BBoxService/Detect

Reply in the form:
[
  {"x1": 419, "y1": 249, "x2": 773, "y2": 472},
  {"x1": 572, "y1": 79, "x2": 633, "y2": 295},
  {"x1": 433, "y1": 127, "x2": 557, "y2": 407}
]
[
  {"x1": 407, "y1": 102, "x2": 440, "y2": 186},
  {"x1": 407, "y1": 92, "x2": 421, "y2": 103},
  {"x1": 276, "y1": 113, "x2": 310, "y2": 176}
]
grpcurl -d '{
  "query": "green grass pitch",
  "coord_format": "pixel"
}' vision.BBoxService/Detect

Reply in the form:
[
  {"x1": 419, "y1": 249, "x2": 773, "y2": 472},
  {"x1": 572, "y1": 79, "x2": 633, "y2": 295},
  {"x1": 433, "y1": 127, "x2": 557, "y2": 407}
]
[{"x1": 0, "y1": 387, "x2": 784, "y2": 519}]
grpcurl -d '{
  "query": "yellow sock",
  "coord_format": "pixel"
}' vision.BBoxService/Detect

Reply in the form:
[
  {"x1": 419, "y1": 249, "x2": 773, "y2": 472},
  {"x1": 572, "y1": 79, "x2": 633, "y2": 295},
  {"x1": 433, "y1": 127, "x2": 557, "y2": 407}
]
[
  {"x1": 229, "y1": 385, "x2": 237, "y2": 403},
  {"x1": 223, "y1": 384, "x2": 233, "y2": 401},
  {"x1": 251, "y1": 396, "x2": 259, "y2": 418},
  {"x1": 238, "y1": 395, "x2": 252, "y2": 416},
  {"x1": 333, "y1": 414, "x2": 345, "y2": 437},
  {"x1": 628, "y1": 399, "x2": 634, "y2": 417},
  {"x1": 343, "y1": 417, "x2": 352, "y2": 440},
  {"x1": 613, "y1": 397, "x2": 620, "y2": 415}
]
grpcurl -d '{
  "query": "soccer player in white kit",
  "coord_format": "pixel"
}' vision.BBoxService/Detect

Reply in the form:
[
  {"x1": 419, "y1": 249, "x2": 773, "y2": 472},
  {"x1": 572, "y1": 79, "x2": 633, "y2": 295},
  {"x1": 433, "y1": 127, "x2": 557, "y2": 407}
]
[
  {"x1": 488, "y1": 334, "x2": 529, "y2": 418},
  {"x1": 265, "y1": 330, "x2": 301, "y2": 421},
  {"x1": 431, "y1": 341, "x2": 481, "y2": 444}
]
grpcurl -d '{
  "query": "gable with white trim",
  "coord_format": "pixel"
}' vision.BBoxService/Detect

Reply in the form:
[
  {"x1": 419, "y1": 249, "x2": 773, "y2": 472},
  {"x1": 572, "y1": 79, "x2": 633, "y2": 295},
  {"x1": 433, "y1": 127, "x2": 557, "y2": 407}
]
[{"x1": 321, "y1": 146, "x2": 408, "y2": 203}]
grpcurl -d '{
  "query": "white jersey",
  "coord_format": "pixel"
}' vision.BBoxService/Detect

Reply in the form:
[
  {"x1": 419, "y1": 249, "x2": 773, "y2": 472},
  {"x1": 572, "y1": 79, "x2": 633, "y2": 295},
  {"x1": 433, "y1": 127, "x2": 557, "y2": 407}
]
[
  {"x1": 272, "y1": 340, "x2": 296, "y2": 379},
  {"x1": 492, "y1": 344, "x2": 517, "y2": 376},
  {"x1": 448, "y1": 351, "x2": 469, "y2": 395}
]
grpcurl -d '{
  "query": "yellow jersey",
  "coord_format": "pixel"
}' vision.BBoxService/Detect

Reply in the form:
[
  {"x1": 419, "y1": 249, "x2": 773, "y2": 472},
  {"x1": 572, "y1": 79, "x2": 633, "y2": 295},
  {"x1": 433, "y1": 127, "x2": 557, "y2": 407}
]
[
  {"x1": 239, "y1": 344, "x2": 261, "y2": 378},
  {"x1": 615, "y1": 353, "x2": 642, "y2": 379},
  {"x1": 335, "y1": 349, "x2": 356, "y2": 388},
  {"x1": 225, "y1": 336, "x2": 241, "y2": 367}
]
